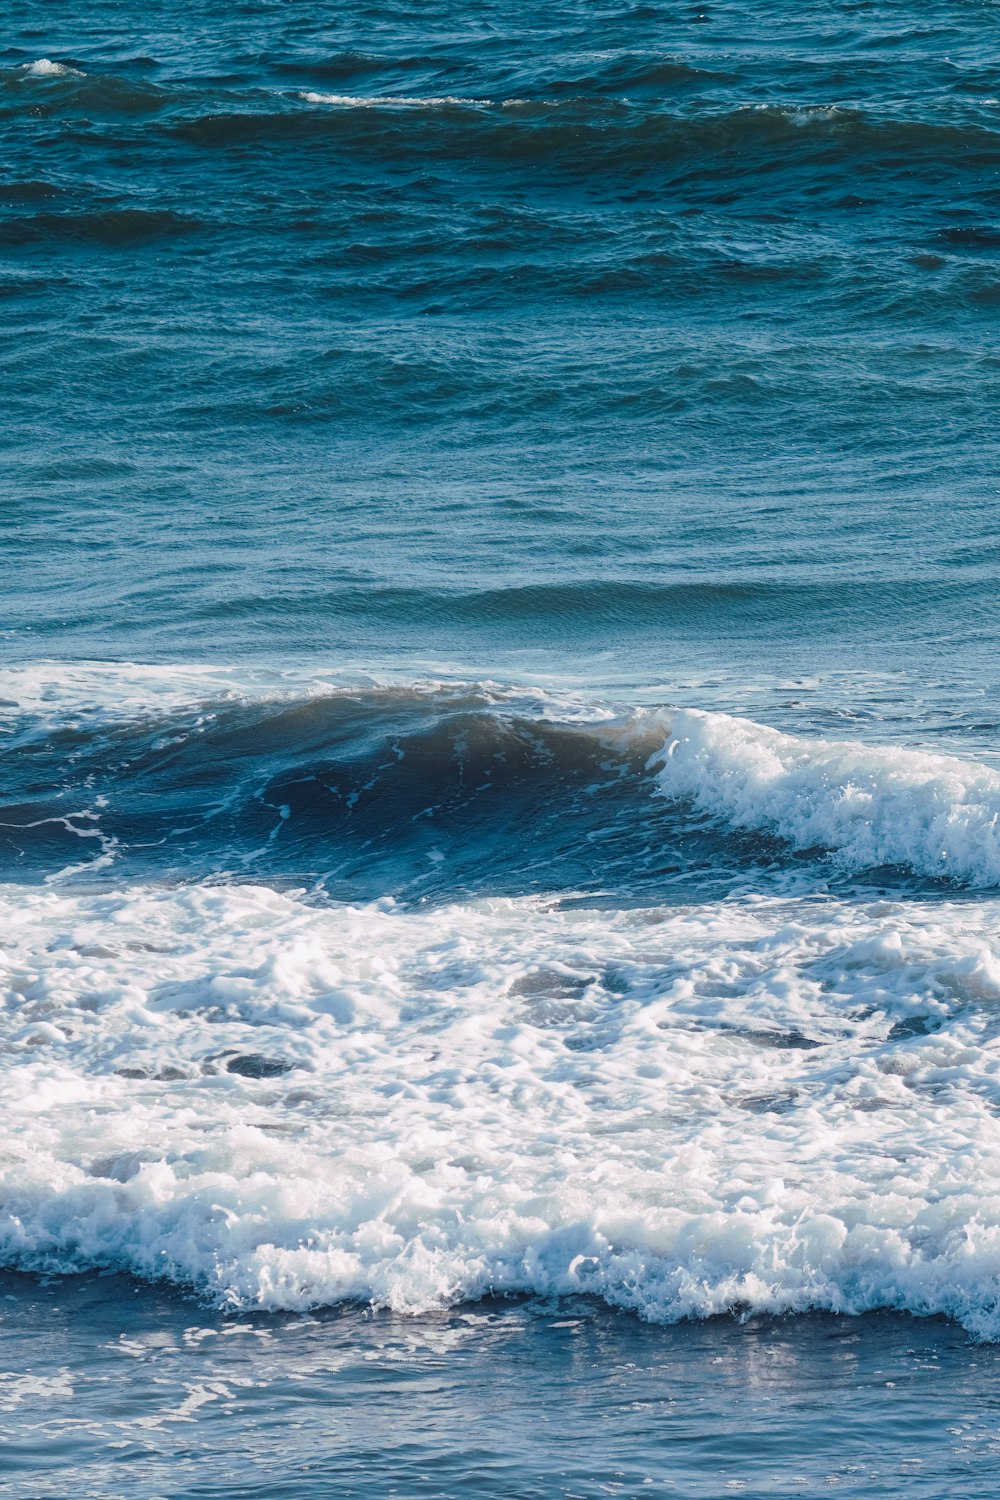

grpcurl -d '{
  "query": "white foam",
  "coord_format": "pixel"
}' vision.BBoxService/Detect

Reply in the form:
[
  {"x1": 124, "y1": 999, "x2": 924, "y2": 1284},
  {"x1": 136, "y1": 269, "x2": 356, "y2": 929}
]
[
  {"x1": 0, "y1": 660, "x2": 609, "y2": 733},
  {"x1": 0, "y1": 661, "x2": 327, "y2": 727},
  {"x1": 3, "y1": 881, "x2": 1000, "y2": 1335},
  {"x1": 647, "y1": 707, "x2": 1000, "y2": 885},
  {"x1": 21, "y1": 59, "x2": 83, "y2": 78},
  {"x1": 297, "y1": 93, "x2": 541, "y2": 110},
  {"x1": 299, "y1": 92, "x2": 491, "y2": 108}
]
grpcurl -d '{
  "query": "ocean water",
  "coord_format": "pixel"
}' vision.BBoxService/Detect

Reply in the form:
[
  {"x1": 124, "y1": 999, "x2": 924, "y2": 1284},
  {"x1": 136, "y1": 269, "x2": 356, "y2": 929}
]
[{"x1": 4, "y1": 1, "x2": 1000, "y2": 1493}]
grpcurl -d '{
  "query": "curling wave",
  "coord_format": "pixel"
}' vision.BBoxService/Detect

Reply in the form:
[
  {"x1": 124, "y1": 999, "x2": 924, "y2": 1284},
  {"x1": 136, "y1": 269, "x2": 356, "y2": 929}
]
[
  {"x1": 2, "y1": 669, "x2": 1000, "y2": 896},
  {"x1": 653, "y1": 707, "x2": 1000, "y2": 887}
]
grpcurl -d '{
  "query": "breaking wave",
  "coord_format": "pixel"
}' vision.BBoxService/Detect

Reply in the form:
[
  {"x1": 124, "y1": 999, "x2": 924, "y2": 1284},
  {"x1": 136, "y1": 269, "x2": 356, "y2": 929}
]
[
  {"x1": 4, "y1": 880, "x2": 1000, "y2": 1336},
  {"x1": 2, "y1": 666, "x2": 1000, "y2": 894}
]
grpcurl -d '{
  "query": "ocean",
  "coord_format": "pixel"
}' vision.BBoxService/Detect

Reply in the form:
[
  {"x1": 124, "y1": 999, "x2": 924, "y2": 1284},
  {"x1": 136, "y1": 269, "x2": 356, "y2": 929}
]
[{"x1": 3, "y1": 1, "x2": 1000, "y2": 1494}]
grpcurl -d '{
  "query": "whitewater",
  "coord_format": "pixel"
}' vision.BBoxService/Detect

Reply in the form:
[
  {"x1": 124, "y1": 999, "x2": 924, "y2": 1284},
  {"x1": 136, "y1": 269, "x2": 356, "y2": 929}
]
[{"x1": 4, "y1": 670, "x2": 1000, "y2": 1342}]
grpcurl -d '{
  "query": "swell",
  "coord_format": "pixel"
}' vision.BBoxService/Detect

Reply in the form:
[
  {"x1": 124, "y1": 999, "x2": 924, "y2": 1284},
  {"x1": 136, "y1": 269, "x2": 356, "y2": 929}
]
[
  {"x1": 171, "y1": 100, "x2": 1000, "y2": 182},
  {"x1": 187, "y1": 579, "x2": 987, "y2": 629},
  {"x1": 1, "y1": 64, "x2": 176, "y2": 116},
  {"x1": 3, "y1": 677, "x2": 1000, "y2": 896},
  {"x1": 7, "y1": 61, "x2": 997, "y2": 179},
  {"x1": 270, "y1": 53, "x2": 728, "y2": 92},
  {"x1": 0, "y1": 207, "x2": 200, "y2": 247}
]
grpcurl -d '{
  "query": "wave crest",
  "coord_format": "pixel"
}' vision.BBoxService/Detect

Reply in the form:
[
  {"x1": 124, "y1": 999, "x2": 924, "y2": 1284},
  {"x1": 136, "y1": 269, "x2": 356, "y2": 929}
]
[{"x1": 653, "y1": 708, "x2": 1000, "y2": 886}]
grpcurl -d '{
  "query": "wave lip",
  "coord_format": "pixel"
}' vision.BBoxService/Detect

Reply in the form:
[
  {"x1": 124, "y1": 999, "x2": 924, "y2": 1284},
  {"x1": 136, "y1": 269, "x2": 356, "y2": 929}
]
[{"x1": 652, "y1": 708, "x2": 1000, "y2": 885}]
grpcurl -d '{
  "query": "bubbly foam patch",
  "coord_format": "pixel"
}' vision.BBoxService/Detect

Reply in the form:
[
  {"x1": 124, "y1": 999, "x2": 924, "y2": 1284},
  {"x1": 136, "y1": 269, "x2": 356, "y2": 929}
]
[
  {"x1": 650, "y1": 707, "x2": 1000, "y2": 885},
  {"x1": 299, "y1": 93, "x2": 492, "y2": 107},
  {"x1": 3, "y1": 882, "x2": 1000, "y2": 1334},
  {"x1": 0, "y1": 661, "x2": 333, "y2": 729},
  {"x1": 21, "y1": 59, "x2": 82, "y2": 78}
]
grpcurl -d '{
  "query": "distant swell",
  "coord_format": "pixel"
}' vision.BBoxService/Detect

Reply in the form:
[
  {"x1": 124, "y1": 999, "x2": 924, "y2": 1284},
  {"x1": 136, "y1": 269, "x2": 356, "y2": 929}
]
[
  {"x1": 171, "y1": 101, "x2": 999, "y2": 181},
  {"x1": 0, "y1": 208, "x2": 200, "y2": 247}
]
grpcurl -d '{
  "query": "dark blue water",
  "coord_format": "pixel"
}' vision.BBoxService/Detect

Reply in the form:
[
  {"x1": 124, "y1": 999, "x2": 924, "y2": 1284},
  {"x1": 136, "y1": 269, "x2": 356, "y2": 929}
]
[{"x1": 5, "y1": 5, "x2": 1000, "y2": 1496}]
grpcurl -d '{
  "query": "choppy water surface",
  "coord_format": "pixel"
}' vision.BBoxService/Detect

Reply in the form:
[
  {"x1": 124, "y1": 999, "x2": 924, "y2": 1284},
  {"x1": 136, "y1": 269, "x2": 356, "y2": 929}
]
[{"x1": 5, "y1": 0, "x2": 1000, "y2": 1493}]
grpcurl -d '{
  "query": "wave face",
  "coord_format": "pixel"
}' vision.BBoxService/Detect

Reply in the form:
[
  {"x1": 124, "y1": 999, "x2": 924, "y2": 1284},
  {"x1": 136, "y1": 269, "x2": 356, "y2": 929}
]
[{"x1": 4, "y1": 673, "x2": 1000, "y2": 899}]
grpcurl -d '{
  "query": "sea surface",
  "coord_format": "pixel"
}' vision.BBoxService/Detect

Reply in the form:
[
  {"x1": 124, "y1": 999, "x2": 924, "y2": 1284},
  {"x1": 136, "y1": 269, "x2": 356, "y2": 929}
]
[{"x1": 4, "y1": 1, "x2": 1000, "y2": 1494}]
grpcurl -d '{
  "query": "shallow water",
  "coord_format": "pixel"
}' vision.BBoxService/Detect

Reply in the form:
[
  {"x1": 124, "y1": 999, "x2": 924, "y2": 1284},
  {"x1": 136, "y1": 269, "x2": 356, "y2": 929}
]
[{"x1": 2, "y1": 1275, "x2": 1000, "y2": 1500}]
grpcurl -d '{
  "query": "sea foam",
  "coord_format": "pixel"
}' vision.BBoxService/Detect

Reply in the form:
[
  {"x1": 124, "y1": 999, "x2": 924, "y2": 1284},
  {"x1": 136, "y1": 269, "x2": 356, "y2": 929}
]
[
  {"x1": 649, "y1": 707, "x2": 1000, "y2": 885},
  {"x1": 21, "y1": 59, "x2": 83, "y2": 78},
  {"x1": 299, "y1": 93, "x2": 492, "y2": 107},
  {"x1": 3, "y1": 881, "x2": 1000, "y2": 1335}
]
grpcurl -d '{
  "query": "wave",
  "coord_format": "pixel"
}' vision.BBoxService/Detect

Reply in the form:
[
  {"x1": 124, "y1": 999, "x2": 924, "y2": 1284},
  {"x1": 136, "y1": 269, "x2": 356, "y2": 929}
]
[
  {"x1": 654, "y1": 708, "x2": 1000, "y2": 887},
  {"x1": 168, "y1": 98, "x2": 1000, "y2": 182},
  {"x1": 276, "y1": 52, "x2": 725, "y2": 94},
  {"x1": 4, "y1": 62, "x2": 173, "y2": 115},
  {"x1": 2, "y1": 667, "x2": 1000, "y2": 894},
  {"x1": 7, "y1": 55, "x2": 999, "y2": 170},
  {"x1": 3, "y1": 880, "x2": 1000, "y2": 1335},
  {"x1": 0, "y1": 207, "x2": 200, "y2": 248},
  {"x1": 0, "y1": 675, "x2": 673, "y2": 899},
  {"x1": 273, "y1": 51, "x2": 449, "y2": 82},
  {"x1": 184, "y1": 579, "x2": 874, "y2": 623}
]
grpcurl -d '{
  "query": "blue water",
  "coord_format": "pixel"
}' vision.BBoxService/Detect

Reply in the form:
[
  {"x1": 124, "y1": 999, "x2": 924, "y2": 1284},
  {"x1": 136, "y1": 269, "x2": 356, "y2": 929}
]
[
  {"x1": 3, "y1": 0, "x2": 1000, "y2": 694},
  {"x1": 5, "y1": 3, "x2": 1000, "y2": 1495},
  {"x1": 3, "y1": 1275, "x2": 1000, "y2": 1500}
]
